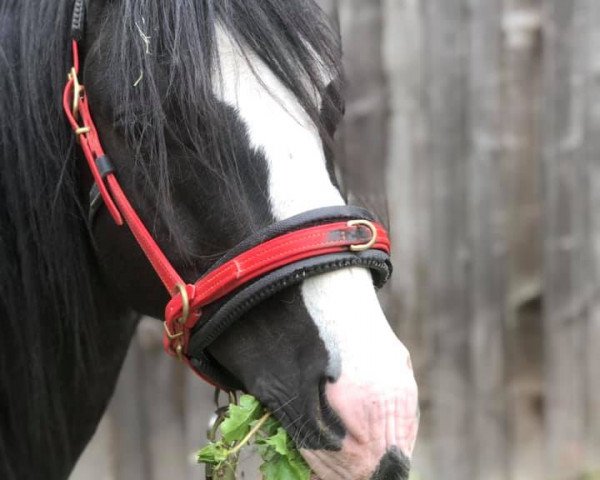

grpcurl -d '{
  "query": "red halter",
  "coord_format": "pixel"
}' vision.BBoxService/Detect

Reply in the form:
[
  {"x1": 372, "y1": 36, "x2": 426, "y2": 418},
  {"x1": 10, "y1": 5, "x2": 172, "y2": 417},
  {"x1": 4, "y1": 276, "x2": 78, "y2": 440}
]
[{"x1": 63, "y1": 39, "x2": 391, "y2": 388}]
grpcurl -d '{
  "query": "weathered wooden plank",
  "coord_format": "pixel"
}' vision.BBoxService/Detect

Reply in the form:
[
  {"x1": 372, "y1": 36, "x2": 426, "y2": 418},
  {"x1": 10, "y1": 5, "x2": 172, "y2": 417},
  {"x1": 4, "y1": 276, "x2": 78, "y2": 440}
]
[
  {"x1": 70, "y1": 414, "x2": 115, "y2": 480},
  {"x1": 337, "y1": 0, "x2": 388, "y2": 214},
  {"x1": 422, "y1": 1, "x2": 472, "y2": 478},
  {"x1": 541, "y1": 1, "x2": 589, "y2": 477},
  {"x1": 381, "y1": 1, "x2": 433, "y2": 476},
  {"x1": 382, "y1": 0, "x2": 429, "y2": 356},
  {"x1": 467, "y1": 0, "x2": 509, "y2": 478},
  {"x1": 501, "y1": 1, "x2": 545, "y2": 479},
  {"x1": 583, "y1": 0, "x2": 600, "y2": 472},
  {"x1": 504, "y1": 1, "x2": 544, "y2": 306},
  {"x1": 135, "y1": 320, "x2": 188, "y2": 480},
  {"x1": 106, "y1": 329, "x2": 150, "y2": 480}
]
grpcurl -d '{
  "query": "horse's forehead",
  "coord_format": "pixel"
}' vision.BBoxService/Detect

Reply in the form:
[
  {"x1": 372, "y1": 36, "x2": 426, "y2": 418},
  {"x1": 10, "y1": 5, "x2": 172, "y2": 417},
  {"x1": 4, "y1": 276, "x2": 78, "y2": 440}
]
[{"x1": 212, "y1": 25, "x2": 344, "y2": 221}]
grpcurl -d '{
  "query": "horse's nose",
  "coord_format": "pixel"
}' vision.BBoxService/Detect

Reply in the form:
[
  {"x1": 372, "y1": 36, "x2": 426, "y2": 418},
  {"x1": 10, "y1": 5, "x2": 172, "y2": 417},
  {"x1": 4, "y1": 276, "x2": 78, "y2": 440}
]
[
  {"x1": 319, "y1": 340, "x2": 419, "y2": 479},
  {"x1": 371, "y1": 448, "x2": 411, "y2": 480}
]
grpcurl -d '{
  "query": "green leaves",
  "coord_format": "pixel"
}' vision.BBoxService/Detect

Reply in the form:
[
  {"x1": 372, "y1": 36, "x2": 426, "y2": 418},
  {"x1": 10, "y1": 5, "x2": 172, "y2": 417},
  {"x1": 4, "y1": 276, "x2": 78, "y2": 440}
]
[
  {"x1": 219, "y1": 394, "x2": 262, "y2": 443},
  {"x1": 259, "y1": 450, "x2": 311, "y2": 480},
  {"x1": 261, "y1": 427, "x2": 289, "y2": 455},
  {"x1": 256, "y1": 426, "x2": 310, "y2": 480},
  {"x1": 196, "y1": 443, "x2": 229, "y2": 465},
  {"x1": 196, "y1": 394, "x2": 311, "y2": 480}
]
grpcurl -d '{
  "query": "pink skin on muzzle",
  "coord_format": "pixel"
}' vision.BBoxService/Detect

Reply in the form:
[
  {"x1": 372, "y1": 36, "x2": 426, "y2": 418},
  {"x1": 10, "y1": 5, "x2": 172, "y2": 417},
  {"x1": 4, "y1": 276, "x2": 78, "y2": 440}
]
[
  {"x1": 302, "y1": 353, "x2": 418, "y2": 479},
  {"x1": 299, "y1": 268, "x2": 419, "y2": 480}
]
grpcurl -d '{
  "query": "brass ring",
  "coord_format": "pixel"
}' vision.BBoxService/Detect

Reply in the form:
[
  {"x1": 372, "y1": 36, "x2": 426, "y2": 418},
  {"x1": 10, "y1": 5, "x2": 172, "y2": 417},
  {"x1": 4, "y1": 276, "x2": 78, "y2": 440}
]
[
  {"x1": 173, "y1": 283, "x2": 190, "y2": 324},
  {"x1": 70, "y1": 67, "x2": 83, "y2": 118},
  {"x1": 347, "y1": 219, "x2": 377, "y2": 252}
]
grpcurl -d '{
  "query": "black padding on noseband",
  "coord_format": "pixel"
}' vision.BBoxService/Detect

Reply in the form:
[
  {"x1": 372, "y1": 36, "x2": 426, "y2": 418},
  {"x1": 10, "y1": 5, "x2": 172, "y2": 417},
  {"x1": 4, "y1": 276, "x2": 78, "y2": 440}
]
[
  {"x1": 191, "y1": 249, "x2": 391, "y2": 353},
  {"x1": 71, "y1": 0, "x2": 86, "y2": 41}
]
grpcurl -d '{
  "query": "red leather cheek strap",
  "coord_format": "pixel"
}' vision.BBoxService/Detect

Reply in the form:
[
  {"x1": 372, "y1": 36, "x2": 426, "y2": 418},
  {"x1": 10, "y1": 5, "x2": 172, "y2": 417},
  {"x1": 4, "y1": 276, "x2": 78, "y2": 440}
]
[
  {"x1": 63, "y1": 40, "x2": 183, "y2": 293},
  {"x1": 105, "y1": 175, "x2": 184, "y2": 291}
]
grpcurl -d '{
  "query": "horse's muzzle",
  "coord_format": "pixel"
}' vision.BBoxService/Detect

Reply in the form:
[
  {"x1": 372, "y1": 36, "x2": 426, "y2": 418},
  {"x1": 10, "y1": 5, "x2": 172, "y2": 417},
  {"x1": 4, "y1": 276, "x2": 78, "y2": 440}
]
[{"x1": 300, "y1": 338, "x2": 419, "y2": 480}]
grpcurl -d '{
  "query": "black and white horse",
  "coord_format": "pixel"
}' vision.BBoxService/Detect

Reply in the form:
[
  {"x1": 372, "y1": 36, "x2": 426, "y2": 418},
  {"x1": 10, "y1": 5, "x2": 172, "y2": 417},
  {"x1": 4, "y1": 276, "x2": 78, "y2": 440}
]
[{"x1": 0, "y1": 1, "x2": 418, "y2": 478}]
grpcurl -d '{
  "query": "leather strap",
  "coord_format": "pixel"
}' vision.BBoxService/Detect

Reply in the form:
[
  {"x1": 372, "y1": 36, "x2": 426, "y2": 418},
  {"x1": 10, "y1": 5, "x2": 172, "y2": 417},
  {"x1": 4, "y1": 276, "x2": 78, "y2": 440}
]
[{"x1": 64, "y1": 40, "x2": 184, "y2": 293}]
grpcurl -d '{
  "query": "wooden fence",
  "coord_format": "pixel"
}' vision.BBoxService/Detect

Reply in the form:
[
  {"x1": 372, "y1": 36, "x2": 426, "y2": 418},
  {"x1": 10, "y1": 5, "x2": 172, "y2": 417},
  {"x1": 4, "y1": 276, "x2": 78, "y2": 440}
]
[{"x1": 72, "y1": 1, "x2": 600, "y2": 479}]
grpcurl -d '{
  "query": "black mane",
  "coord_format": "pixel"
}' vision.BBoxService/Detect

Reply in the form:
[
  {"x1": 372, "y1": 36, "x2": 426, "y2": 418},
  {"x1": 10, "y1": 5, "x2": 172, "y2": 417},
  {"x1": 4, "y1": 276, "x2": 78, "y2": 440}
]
[
  {"x1": 87, "y1": 0, "x2": 343, "y2": 216},
  {"x1": 0, "y1": 0, "x2": 343, "y2": 477}
]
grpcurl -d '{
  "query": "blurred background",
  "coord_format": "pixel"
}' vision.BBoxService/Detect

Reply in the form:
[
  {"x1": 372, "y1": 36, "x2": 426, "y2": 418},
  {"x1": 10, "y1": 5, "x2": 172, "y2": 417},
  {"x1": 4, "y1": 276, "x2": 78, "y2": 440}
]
[{"x1": 72, "y1": 0, "x2": 600, "y2": 479}]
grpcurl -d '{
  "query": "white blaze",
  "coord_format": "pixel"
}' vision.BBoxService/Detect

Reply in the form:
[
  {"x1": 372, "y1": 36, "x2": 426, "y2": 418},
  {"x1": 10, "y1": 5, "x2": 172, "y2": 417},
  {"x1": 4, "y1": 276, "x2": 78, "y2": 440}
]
[
  {"x1": 212, "y1": 24, "x2": 404, "y2": 376},
  {"x1": 213, "y1": 30, "x2": 417, "y2": 469},
  {"x1": 212, "y1": 26, "x2": 394, "y2": 376},
  {"x1": 213, "y1": 26, "x2": 343, "y2": 220}
]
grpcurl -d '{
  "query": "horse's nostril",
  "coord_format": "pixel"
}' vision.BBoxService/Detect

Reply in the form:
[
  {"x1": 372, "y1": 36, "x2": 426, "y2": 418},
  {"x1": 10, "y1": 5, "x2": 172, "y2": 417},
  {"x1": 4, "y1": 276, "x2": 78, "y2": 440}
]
[
  {"x1": 370, "y1": 447, "x2": 411, "y2": 480},
  {"x1": 317, "y1": 377, "x2": 345, "y2": 443}
]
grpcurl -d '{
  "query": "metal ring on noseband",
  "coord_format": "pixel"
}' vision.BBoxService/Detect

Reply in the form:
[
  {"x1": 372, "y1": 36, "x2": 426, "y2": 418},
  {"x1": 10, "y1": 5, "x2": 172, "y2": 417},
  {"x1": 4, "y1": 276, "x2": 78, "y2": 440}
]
[
  {"x1": 173, "y1": 283, "x2": 190, "y2": 325},
  {"x1": 162, "y1": 284, "x2": 190, "y2": 361},
  {"x1": 347, "y1": 219, "x2": 378, "y2": 252}
]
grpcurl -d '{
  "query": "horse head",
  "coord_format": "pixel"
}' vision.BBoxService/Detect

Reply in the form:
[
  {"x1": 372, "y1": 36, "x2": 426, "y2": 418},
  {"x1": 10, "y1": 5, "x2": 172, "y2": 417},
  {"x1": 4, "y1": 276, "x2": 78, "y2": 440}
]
[
  {"x1": 1, "y1": 1, "x2": 419, "y2": 478},
  {"x1": 81, "y1": 1, "x2": 419, "y2": 478}
]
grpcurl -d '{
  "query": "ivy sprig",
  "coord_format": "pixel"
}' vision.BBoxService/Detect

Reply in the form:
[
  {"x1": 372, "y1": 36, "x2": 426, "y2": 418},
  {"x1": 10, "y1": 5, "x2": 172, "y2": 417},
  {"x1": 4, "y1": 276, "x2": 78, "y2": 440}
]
[{"x1": 196, "y1": 394, "x2": 311, "y2": 480}]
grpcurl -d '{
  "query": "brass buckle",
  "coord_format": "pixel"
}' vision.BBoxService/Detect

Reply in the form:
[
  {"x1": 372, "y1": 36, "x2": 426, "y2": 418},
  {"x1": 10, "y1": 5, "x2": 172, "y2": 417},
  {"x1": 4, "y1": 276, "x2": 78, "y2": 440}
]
[
  {"x1": 163, "y1": 322, "x2": 184, "y2": 340},
  {"x1": 347, "y1": 219, "x2": 378, "y2": 252},
  {"x1": 163, "y1": 284, "x2": 191, "y2": 361},
  {"x1": 68, "y1": 67, "x2": 84, "y2": 119}
]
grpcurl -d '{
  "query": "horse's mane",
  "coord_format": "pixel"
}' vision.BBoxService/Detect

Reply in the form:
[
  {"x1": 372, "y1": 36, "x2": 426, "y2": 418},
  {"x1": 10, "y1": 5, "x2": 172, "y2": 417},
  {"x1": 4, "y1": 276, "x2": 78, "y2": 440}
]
[
  {"x1": 89, "y1": 0, "x2": 343, "y2": 222},
  {"x1": 0, "y1": 1, "x2": 104, "y2": 475},
  {"x1": 0, "y1": 0, "x2": 342, "y2": 477}
]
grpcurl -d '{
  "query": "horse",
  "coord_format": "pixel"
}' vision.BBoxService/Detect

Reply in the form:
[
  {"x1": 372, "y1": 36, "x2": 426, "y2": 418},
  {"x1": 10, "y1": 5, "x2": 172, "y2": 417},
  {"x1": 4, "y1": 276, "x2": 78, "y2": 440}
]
[{"x1": 0, "y1": 1, "x2": 419, "y2": 478}]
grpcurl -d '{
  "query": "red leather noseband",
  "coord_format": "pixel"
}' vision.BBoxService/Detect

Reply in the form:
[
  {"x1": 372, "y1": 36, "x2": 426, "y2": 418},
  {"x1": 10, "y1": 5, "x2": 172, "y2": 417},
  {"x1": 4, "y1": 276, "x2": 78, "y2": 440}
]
[
  {"x1": 162, "y1": 220, "x2": 390, "y2": 358},
  {"x1": 63, "y1": 38, "x2": 392, "y2": 390}
]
